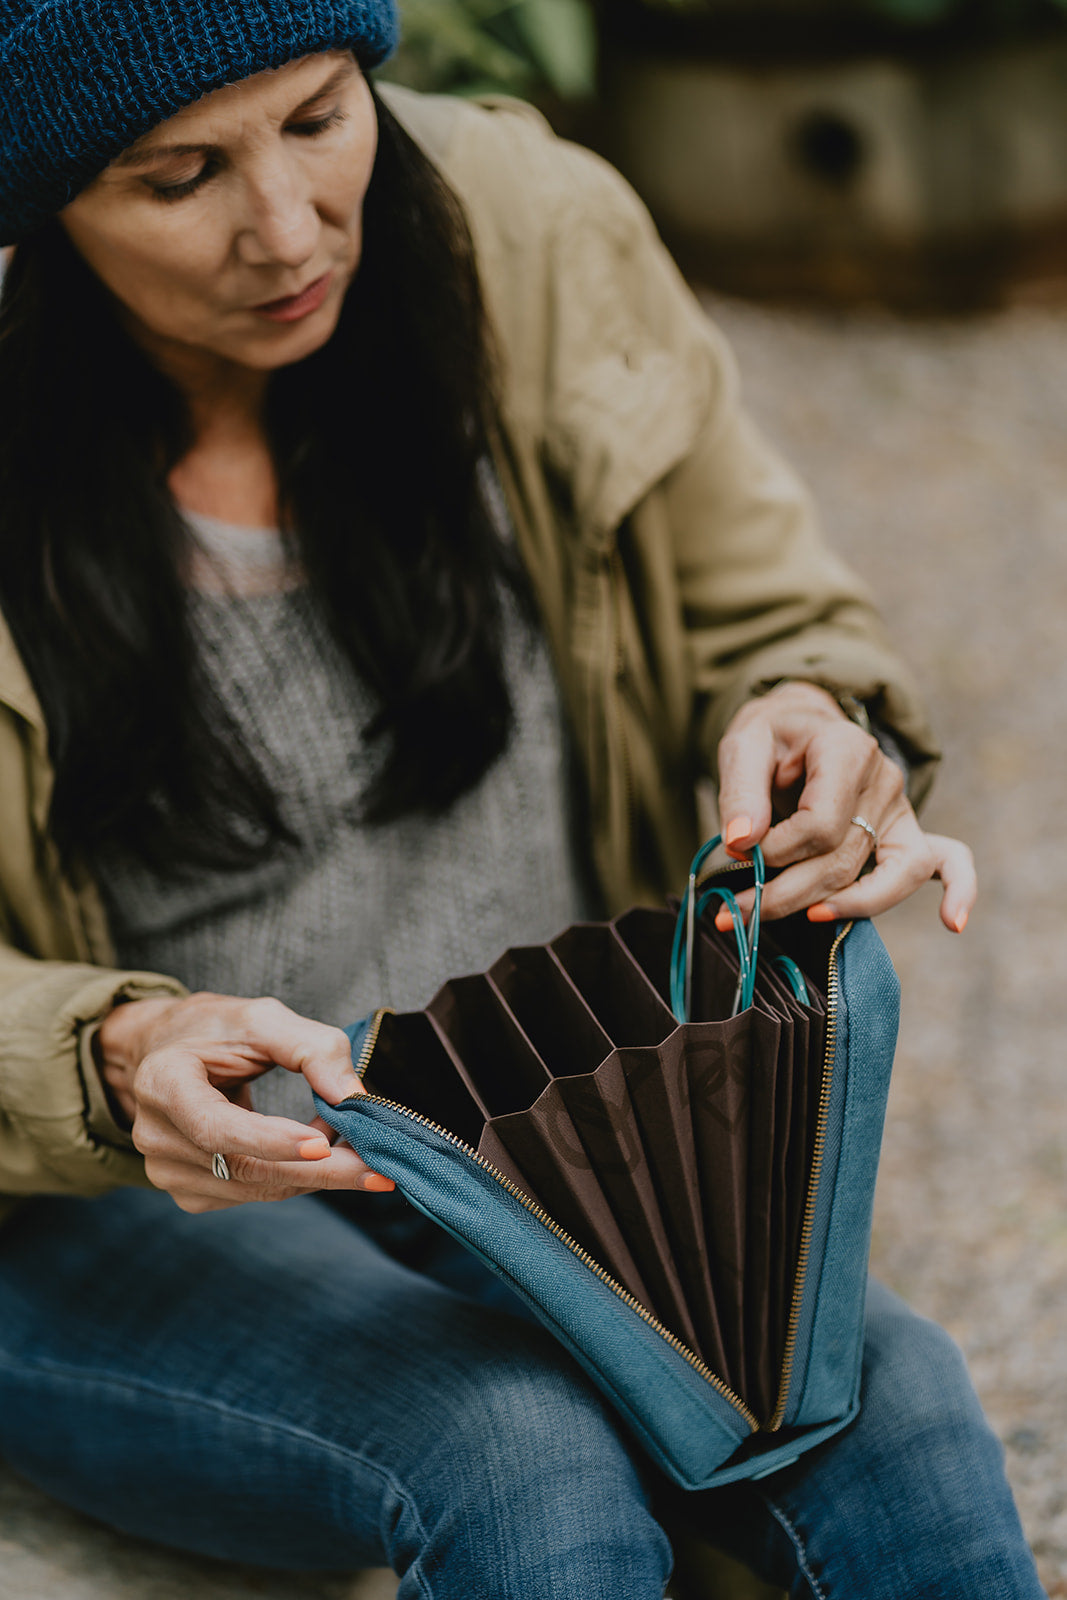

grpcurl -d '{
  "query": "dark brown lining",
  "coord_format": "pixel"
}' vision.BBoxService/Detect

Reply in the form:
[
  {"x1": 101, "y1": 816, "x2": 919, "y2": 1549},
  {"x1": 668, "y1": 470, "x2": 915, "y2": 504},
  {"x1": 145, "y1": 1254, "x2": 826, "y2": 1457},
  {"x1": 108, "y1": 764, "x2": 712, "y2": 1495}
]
[{"x1": 361, "y1": 908, "x2": 829, "y2": 1425}]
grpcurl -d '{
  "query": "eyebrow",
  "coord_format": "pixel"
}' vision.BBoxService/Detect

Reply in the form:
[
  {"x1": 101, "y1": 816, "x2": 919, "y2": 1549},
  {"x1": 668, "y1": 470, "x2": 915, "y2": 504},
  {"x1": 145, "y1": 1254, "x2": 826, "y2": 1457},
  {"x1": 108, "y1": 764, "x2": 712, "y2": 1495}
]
[{"x1": 113, "y1": 62, "x2": 356, "y2": 169}]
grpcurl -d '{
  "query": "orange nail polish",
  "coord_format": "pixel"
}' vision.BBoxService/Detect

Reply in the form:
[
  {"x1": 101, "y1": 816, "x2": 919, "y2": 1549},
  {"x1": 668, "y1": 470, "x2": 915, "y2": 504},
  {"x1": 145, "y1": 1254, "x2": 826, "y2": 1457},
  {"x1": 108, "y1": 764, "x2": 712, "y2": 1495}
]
[
  {"x1": 364, "y1": 1174, "x2": 395, "y2": 1192},
  {"x1": 724, "y1": 816, "x2": 752, "y2": 849},
  {"x1": 807, "y1": 903, "x2": 836, "y2": 923},
  {"x1": 953, "y1": 910, "x2": 969, "y2": 934},
  {"x1": 714, "y1": 908, "x2": 733, "y2": 932},
  {"x1": 298, "y1": 1139, "x2": 331, "y2": 1161}
]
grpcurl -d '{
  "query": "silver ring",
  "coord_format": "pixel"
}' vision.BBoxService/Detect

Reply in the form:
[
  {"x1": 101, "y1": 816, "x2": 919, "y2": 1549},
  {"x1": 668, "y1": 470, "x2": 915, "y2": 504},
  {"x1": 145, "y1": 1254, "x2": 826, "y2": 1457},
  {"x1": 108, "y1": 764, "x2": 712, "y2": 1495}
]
[
  {"x1": 211, "y1": 1152, "x2": 232, "y2": 1182},
  {"x1": 850, "y1": 814, "x2": 879, "y2": 853}
]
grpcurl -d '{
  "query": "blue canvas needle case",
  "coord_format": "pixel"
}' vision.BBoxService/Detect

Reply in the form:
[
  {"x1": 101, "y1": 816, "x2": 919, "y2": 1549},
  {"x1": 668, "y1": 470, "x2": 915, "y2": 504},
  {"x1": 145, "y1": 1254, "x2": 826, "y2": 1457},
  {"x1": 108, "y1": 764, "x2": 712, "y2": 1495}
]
[{"x1": 316, "y1": 869, "x2": 898, "y2": 1491}]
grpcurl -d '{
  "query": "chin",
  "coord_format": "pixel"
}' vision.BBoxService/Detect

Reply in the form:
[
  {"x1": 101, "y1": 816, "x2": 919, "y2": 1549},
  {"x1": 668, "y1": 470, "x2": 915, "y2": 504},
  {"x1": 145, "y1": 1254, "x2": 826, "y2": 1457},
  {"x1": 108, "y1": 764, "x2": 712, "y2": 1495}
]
[{"x1": 242, "y1": 307, "x2": 343, "y2": 371}]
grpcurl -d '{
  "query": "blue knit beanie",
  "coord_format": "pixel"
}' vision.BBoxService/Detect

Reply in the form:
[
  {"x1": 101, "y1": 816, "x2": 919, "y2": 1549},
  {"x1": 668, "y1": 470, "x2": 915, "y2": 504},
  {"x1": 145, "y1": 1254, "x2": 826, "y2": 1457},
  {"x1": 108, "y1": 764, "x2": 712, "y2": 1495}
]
[{"x1": 0, "y1": 0, "x2": 399, "y2": 245}]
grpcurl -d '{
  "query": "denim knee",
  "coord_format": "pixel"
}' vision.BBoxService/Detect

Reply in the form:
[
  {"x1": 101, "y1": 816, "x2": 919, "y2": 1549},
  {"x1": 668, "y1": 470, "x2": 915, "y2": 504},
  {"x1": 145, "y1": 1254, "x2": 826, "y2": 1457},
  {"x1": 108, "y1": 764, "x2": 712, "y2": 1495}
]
[
  {"x1": 386, "y1": 1340, "x2": 673, "y2": 1599},
  {"x1": 861, "y1": 1280, "x2": 997, "y2": 1456},
  {"x1": 412, "y1": 1340, "x2": 651, "y2": 1506}
]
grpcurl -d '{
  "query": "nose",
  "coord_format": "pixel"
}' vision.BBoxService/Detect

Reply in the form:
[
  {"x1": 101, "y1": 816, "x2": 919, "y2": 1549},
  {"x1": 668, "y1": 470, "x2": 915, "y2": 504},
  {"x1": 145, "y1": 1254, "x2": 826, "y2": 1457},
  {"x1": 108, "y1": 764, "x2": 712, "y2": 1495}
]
[{"x1": 236, "y1": 155, "x2": 320, "y2": 270}]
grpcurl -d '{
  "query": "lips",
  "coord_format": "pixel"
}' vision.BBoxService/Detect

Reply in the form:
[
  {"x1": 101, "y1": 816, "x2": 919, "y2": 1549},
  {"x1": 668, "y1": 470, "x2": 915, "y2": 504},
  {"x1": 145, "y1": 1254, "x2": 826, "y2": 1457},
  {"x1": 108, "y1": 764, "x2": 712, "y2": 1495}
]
[{"x1": 253, "y1": 272, "x2": 333, "y2": 323}]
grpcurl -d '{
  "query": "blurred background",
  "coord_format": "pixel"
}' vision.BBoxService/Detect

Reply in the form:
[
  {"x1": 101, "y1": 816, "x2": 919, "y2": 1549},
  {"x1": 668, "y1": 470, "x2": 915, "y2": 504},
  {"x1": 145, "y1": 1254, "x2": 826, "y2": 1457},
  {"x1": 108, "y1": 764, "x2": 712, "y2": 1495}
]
[
  {"x1": 4, "y1": 5, "x2": 1066, "y2": 1598},
  {"x1": 384, "y1": 0, "x2": 1067, "y2": 310}
]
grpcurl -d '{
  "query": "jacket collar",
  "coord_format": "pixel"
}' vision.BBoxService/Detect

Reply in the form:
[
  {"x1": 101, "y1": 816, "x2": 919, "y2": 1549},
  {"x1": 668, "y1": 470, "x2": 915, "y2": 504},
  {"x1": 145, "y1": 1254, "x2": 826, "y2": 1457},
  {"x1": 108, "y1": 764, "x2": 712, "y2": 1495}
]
[{"x1": 382, "y1": 84, "x2": 714, "y2": 553}]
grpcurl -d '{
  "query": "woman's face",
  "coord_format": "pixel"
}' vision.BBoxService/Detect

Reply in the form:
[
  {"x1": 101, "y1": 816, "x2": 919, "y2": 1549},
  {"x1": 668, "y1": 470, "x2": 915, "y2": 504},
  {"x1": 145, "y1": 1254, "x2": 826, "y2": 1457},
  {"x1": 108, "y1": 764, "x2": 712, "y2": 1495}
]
[{"x1": 60, "y1": 53, "x2": 377, "y2": 386}]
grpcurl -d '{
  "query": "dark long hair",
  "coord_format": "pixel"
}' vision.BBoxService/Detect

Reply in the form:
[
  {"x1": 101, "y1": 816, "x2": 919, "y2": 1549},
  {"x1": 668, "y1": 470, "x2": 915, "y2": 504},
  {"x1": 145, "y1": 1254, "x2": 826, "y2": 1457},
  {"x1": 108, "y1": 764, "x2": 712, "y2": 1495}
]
[{"x1": 0, "y1": 91, "x2": 522, "y2": 876}]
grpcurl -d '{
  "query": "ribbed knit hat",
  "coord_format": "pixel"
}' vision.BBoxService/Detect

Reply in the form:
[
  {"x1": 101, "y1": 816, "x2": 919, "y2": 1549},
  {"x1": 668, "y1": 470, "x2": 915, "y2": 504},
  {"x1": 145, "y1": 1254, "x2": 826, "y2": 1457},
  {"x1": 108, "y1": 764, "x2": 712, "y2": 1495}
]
[{"x1": 0, "y1": 0, "x2": 399, "y2": 245}]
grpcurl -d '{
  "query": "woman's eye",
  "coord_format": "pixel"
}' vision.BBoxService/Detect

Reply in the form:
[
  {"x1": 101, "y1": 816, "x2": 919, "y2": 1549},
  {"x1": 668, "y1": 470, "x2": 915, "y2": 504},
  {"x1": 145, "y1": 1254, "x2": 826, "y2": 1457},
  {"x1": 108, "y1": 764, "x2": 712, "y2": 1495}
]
[
  {"x1": 288, "y1": 109, "x2": 346, "y2": 138},
  {"x1": 148, "y1": 165, "x2": 214, "y2": 203},
  {"x1": 141, "y1": 109, "x2": 345, "y2": 201}
]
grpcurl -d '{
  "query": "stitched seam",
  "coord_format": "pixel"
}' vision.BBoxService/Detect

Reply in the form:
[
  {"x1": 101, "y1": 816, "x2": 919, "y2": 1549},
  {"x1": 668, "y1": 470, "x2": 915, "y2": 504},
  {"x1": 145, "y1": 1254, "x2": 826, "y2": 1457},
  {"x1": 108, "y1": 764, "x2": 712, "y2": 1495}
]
[
  {"x1": 406, "y1": 1558, "x2": 434, "y2": 1599},
  {"x1": 760, "y1": 1494, "x2": 829, "y2": 1600},
  {"x1": 0, "y1": 1355, "x2": 429, "y2": 1569}
]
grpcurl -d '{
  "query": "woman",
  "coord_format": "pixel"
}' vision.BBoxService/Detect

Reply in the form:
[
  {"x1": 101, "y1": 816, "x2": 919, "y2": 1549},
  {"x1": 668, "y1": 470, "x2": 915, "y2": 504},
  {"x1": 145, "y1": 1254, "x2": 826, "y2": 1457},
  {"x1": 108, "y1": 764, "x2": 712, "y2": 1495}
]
[{"x1": 0, "y1": 2, "x2": 1037, "y2": 1596}]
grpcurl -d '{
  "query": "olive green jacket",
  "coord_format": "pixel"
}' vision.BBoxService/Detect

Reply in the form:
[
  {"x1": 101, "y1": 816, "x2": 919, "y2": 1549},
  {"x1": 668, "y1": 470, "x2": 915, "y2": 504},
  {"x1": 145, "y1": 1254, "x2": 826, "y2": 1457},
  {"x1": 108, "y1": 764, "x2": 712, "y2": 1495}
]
[{"x1": 0, "y1": 87, "x2": 938, "y2": 1215}]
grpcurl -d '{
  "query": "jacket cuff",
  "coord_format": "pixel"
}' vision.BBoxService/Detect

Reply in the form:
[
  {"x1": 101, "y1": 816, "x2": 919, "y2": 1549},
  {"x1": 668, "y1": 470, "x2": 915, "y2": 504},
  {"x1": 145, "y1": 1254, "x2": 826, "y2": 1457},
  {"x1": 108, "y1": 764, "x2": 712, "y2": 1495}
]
[
  {"x1": 0, "y1": 966, "x2": 187, "y2": 1198},
  {"x1": 699, "y1": 633, "x2": 942, "y2": 811}
]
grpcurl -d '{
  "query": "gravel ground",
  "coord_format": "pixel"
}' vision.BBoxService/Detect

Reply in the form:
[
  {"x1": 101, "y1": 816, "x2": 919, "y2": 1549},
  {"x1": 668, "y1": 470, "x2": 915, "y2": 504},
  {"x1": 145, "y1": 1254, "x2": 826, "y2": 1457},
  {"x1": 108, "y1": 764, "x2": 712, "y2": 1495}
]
[
  {"x1": 705, "y1": 291, "x2": 1067, "y2": 1597},
  {"x1": 2, "y1": 297, "x2": 1064, "y2": 1597}
]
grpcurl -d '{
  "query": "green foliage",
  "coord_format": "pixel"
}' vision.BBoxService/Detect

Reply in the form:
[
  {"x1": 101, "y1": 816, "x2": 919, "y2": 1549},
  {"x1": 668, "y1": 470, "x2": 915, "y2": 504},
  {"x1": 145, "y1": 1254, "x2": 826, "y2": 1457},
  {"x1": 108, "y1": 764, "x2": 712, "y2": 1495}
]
[
  {"x1": 622, "y1": 0, "x2": 1067, "y2": 20},
  {"x1": 380, "y1": 0, "x2": 1067, "y2": 99},
  {"x1": 381, "y1": 0, "x2": 597, "y2": 100},
  {"x1": 862, "y1": 0, "x2": 1063, "y2": 19},
  {"x1": 864, "y1": 0, "x2": 957, "y2": 17}
]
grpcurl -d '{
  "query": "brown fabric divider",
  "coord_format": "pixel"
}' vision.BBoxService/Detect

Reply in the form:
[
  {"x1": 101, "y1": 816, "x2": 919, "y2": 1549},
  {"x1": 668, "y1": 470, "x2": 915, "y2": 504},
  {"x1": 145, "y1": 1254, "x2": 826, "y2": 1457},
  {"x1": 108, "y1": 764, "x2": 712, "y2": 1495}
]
[
  {"x1": 550, "y1": 924, "x2": 677, "y2": 1046},
  {"x1": 361, "y1": 1012, "x2": 489, "y2": 1153},
  {"x1": 749, "y1": 925, "x2": 829, "y2": 1378},
  {"x1": 615, "y1": 1034, "x2": 730, "y2": 1377},
  {"x1": 693, "y1": 919, "x2": 829, "y2": 1406},
  {"x1": 610, "y1": 907, "x2": 677, "y2": 1009},
  {"x1": 684, "y1": 1009, "x2": 779, "y2": 1400},
  {"x1": 549, "y1": 1050, "x2": 703, "y2": 1355},
  {"x1": 488, "y1": 946, "x2": 613, "y2": 1078},
  {"x1": 427, "y1": 975, "x2": 552, "y2": 1118},
  {"x1": 483, "y1": 1085, "x2": 658, "y2": 1312}
]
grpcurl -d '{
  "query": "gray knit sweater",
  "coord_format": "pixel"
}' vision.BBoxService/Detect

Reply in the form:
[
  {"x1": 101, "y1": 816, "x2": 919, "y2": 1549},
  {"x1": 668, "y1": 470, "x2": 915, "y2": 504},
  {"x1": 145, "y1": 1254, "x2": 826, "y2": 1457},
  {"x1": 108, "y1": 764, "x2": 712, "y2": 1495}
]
[{"x1": 93, "y1": 508, "x2": 597, "y2": 1122}]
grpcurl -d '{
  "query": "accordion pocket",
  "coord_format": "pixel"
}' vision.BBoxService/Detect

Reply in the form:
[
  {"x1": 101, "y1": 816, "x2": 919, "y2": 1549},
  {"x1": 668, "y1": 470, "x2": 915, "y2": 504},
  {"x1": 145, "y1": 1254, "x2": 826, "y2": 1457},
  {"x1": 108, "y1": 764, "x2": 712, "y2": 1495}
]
[
  {"x1": 488, "y1": 945, "x2": 613, "y2": 1078},
  {"x1": 613, "y1": 906, "x2": 738, "y2": 1021},
  {"x1": 348, "y1": 902, "x2": 876, "y2": 1436},
  {"x1": 427, "y1": 975, "x2": 552, "y2": 1118},
  {"x1": 550, "y1": 923, "x2": 677, "y2": 1046},
  {"x1": 325, "y1": 905, "x2": 898, "y2": 1491},
  {"x1": 360, "y1": 1011, "x2": 487, "y2": 1150}
]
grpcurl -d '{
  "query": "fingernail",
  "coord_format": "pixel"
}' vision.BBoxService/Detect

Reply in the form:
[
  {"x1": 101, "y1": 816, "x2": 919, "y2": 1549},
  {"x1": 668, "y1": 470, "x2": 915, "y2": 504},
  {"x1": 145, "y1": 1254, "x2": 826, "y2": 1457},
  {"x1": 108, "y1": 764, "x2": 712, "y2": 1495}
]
[
  {"x1": 953, "y1": 910, "x2": 969, "y2": 934},
  {"x1": 725, "y1": 816, "x2": 752, "y2": 849},
  {"x1": 714, "y1": 908, "x2": 733, "y2": 932},
  {"x1": 364, "y1": 1174, "x2": 395, "y2": 1193},
  {"x1": 807, "y1": 903, "x2": 836, "y2": 923},
  {"x1": 298, "y1": 1138, "x2": 331, "y2": 1161}
]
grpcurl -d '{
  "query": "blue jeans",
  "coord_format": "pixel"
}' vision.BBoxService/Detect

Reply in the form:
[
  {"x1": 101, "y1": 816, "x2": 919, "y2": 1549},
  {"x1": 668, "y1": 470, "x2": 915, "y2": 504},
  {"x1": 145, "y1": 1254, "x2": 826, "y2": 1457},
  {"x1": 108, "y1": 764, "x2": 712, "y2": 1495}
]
[{"x1": 0, "y1": 1187, "x2": 1045, "y2": 1599}]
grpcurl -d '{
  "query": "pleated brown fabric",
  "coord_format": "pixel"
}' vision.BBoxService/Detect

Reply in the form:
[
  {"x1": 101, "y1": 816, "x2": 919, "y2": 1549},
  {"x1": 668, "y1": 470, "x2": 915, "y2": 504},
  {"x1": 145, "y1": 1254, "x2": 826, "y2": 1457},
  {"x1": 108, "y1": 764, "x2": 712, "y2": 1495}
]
[{"x1": 361, "y1": 907, "x2": 829, "y2": 1424}]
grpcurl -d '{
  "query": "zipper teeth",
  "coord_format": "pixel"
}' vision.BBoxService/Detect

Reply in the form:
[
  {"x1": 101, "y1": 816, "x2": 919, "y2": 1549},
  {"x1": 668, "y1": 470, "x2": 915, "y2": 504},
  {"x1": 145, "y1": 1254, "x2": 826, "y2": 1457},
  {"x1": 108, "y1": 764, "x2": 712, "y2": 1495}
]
[
  {"x1": 767, "y1": 921, "x2": 852, "y2": 1432},
  {"x1": 352, "y1": 927, "x2": 848, "y2": 1437},
  {"x1": 354, "y1": 1006, "x2": 394, "y2": 1076}
]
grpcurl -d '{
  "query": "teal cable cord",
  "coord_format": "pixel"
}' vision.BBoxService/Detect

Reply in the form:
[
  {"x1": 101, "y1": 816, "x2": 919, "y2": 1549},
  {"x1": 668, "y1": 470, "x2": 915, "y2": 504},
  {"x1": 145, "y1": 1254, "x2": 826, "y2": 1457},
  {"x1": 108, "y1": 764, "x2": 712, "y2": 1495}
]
[
  {"x1": 670, "y1": 834, "x2": 729, "y2": 1021},
  {"x1": 670, "y1": 838, "x2": 766, "y2": 1022},
  {"x1": 772, "y1": 955, "x2": 810, "y2": 1005}
]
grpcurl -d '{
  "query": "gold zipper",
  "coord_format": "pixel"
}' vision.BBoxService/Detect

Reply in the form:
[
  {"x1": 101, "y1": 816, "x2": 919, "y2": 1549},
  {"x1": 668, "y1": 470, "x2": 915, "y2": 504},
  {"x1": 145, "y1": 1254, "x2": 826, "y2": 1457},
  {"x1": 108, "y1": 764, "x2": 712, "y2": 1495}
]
[
  {"x1": 349, "y1": 925, "x2": 849, "y2": 1435},
  {"x1": 768, "y1": 921, "x2": 852, "y2": 1431},
  {"x1": 353, "y1": 1006, "x2": 394, "y2": 1076}
]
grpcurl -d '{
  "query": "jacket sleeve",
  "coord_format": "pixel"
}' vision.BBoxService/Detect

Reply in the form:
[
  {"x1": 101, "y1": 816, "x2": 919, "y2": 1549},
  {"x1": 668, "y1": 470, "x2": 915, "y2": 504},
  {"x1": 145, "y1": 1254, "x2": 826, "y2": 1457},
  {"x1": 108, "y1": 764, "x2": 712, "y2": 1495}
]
[
  {"x1": 0, "y1": 652, "x2": 190, "y2": 1204},
  {"x1": 659, "y1": 347, "x2": 941, "y2": 803},
  {"x1": 0, "y1": 931, "x2": 187, "y2": 1202},
  {"x1": 534, "y1": 128, "x2": 942, "y2": 805}
]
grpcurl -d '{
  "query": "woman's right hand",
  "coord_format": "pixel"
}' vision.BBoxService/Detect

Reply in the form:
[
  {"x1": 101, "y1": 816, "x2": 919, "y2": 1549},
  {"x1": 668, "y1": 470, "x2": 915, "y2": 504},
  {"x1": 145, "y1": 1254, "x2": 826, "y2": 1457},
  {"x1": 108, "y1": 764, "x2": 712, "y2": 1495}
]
[{"x1": 95, "y1": 992, "x2": 395, "y2": 1213}]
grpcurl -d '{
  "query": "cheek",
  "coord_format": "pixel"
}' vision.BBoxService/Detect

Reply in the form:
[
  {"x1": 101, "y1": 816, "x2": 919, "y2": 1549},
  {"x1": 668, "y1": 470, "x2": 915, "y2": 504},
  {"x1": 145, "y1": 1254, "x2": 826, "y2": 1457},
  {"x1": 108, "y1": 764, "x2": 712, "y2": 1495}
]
[
  {"x1": 70, "y1": 216, "x2": 229, "y2": 332},
  {"x1": 115, "y1": 252, "x2": 218, "y2": 326},
  {"x1": 328, "y1": 97, "x2": 378, "y2": 233}
]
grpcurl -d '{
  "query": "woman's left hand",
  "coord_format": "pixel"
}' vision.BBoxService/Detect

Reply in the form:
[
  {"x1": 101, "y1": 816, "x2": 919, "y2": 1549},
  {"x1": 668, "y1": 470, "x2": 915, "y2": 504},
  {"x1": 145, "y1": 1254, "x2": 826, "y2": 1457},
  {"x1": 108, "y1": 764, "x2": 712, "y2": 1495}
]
[{"x1": 715, "y1": 681, "x2": 977, "y2": 931}]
